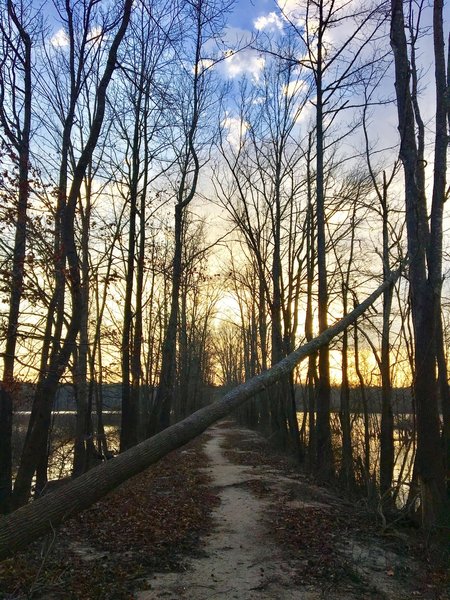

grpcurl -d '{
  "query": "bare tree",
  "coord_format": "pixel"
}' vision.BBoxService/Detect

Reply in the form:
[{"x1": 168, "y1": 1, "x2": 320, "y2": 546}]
[
  {"x1": 108, "y1": 0, "x2": 176, "y2": 450},
  {"x1": 12, "y1": 0, "x2": 134, "y2": 508},
  {"x1": 149, "y1": 0, "x2": 231, "y2": 434},
  {"x1": 0, "y1": 0, "x2": 35, "y2": 513},
  {"x1": 0, "y1": 267, "x2": 400, "y2": 559},
  {"x1": 215, "y1": 33, "x2": 310, "y2": 449},
  {"x1": 390, "y1": 0, "x2": 447, "y2": 526},
  {"x1": 281, "y1": 0, "x2": 389, "y2": 478}
]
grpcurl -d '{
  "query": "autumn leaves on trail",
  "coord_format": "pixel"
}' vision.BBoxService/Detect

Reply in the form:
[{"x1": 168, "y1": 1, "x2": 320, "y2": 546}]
[{"x1": 2, "y1": 424, "x2": 446, "y2": 599}]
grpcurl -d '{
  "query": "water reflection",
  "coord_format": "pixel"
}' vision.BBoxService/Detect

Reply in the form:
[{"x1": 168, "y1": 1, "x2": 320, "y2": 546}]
[
  {"x1": 12, "y1": 411, "x2": 121, "y2": 481},
  {"x1": 298, "y1": 412, "x2": 415, "y2": 506},
  {"x1": 13, "y1": 410, "x2": 416, "y2": 505}
]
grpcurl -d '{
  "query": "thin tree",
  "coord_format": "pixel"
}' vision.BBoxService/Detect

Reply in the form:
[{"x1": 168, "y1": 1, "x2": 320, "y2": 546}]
[
  {"x1": 390, "y1": 0, "x2": 447, "y2": 525},
  {"x1": 0, "y1": 0, "x2": 34, "y2": 513},
  {"x1": 281, "y1": 0, "x2": 390, "y2": 478},
  {"x1": 150, "y1": 0, "x2": 231, "y2": 434},
  {"x1": 12, "y1": 0, "x2": 134, "y2": 508},
  {"x1": 0, "y1": 267, "x2": 401, "y2": 559}
]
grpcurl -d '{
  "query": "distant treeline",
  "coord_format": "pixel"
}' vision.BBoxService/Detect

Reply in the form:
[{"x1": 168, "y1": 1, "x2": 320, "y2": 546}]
[{"x1": 14, "y1": 382, "x2": 419, "y2": 414}]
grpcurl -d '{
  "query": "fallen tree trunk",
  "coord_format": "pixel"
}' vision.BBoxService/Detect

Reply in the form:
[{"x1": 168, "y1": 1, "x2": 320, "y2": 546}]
[{"x1": 0, "y1": 269, "x2": 401, "y2": 560}]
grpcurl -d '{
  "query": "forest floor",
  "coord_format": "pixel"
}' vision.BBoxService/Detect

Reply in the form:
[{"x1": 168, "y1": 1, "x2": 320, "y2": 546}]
[{"x1": 0, "y1": 421, "x2": 448, "y2": 599}]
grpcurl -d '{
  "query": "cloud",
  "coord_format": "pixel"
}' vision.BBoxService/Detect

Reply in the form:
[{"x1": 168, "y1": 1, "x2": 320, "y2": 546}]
[
  {"x1": 222, "y1": 49, "x2": 265, "y2": 82},
  {"x1": 276, "y1": 0, "x2": 303, "y2": 24},
  {"x1": 277, "y1": 0, "x2": 359, "y2": 36},
  {"x1": 221, "y1": 25, "x2": 253, "y2": 47},
  {"x1": 221, "y1": 114, "x2": 249, "y2": 149},
  {"x1": 295, "y1": 99, "x2": 315, "y2": 124},
  {"x1": 193, "y1": 58, "x2": 215, "y2": 74},
  {"x1": 254, "y1": 11, "x2": 284, "y2": 32},
  {"x1": 87, "y1": 25, "x2": 104, "y2": 45},
  {"x1": 252, "y1": 96, "x2": 265, "y2": 105},
  {"x1": 275, "y1": 0, "x2": 322, "y2": 34},
  {"x1": 283, "y1": 78, "x2": 307, "y2": 97},
  {"x1": 50, "y1": 28, "x2": 69, "y2": 48}
]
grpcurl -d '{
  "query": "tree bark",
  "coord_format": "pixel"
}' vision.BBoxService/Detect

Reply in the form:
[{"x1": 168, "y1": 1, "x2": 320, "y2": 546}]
[
  {"x1": 353, "y1": 322, "x2": 371, "y2": 483},
  {"x1": 73, "y1": 170, "x2": 96, "y2": 477},
  {"x1": 315, "y1": 2, "x2": 333, "y2": 480},
  {"x1": 0, "y1": 0, "x2": 32, "y2": 513},
  {"x1": 431, "y1": 0, "x2": 450, "y2": 490},
  {"x1": 390, "y1": 0, "x2": 446, "y2": 526},
  {"x1": 149, "y1": 202, "x2": 185, "y2": 433},
  {"x1": 380, "y1": 174, "x2": 394, "y2": 499},
  {"x1": 120, "y1": 95, "x2": 140, "y2": 451}
]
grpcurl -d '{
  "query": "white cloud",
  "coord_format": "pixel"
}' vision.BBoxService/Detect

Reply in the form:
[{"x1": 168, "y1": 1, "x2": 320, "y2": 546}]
[
  {"x1": 295, "y1": 99, "x2": 315, "y2": 124},
  {"x1": 252, "y1": 96, "x2": 265, "y2": 105},
  {"x1": 277, "y1": 0, "x2": 359, "y2": 38},
  {"x1": 283, "y1": 78, "x2": 307, "y2": 97},
  {"x1": 87, "y1": 26, "x2": 104, "y2": 45},
  {"x1": 222, "y1": 114, "x2": 249, "y2": 149},
  {"x1": 275, "y1": 0, "x2": 324, "y2": 35},
  {"x1": 222, "y1": 25, "x2": 253, "y2": 47},
  {"x1": 277, "y1": 0, "x2": 303, "y2": 24},
  {"x1": 50, "y1": 28, "x2": 69, "y2": 48},
  {"x1": 196, "y1": 58, "x2": 215, "y2": 73},
  {"x1": 223, "y1": 49, "x2": 265, "y2": 82},
  {"x1": 277, "y1": 0, "x2": 351, "y2": 19},
  {"x1": 254, "y1": 11, "x2": 284, "y2": 32}
]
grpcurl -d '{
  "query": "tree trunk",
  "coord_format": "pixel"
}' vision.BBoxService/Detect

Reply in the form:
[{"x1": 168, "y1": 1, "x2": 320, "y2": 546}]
[
  {"x1": 0, "y1": 270, "x2": 400, "y2": 560},
  {"x1": 390, "y1": 0, "x2": 446, "y2": 526},
  {"x1": 120, "y1": 130, "x2": 138, "y2": 451},
  {"x1": 305, "y1": 139, "x2": 317, "y2": 468},
  {"x1": 340, "y1": 325, "x2": 353, "y2": 488},
  {"x1": 130, "y1": 166, "x2": 147, "y2": 440},
  {"x1": 354, "y1": 323, "x2": 371, "y2": 485},
  {"x1": 436, "y1": 311, "x2": 450, "y2": 484},
  {"x1": 338, "y1": 202, "x2": 358, "y2": 489},
  {"x1": 150, "y1": 11, "x2": 202, "y2": 433},
  {"x1": 73, "y1": 173, "x2": 96, "y2": 476},
  {"x1": 270, "y1": 174, "x2": 290, "y2": 448},
  {"x1": 0, "y1": 0, "x2": 32, "y2": 513},
  {"x1": 150, "y1": 203, "x2": 184, "y2": 433},
  {"x1": 315, "y1": 7, "x2": 333, "y2": 479},
  {"x1": 431, "y1": 0, "x2": 449, "y2": 494},
  {"x1": 12, "y1": 0, "x2": 134, "y2": 508},
  {"x1": 380, "y1": 175, "x2": 394, "y2": 499}
]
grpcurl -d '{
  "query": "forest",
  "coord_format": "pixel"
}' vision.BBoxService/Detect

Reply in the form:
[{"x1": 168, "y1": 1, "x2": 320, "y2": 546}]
[{"x1": 0, "y1": 0, "x2": 449, "y2": 570}]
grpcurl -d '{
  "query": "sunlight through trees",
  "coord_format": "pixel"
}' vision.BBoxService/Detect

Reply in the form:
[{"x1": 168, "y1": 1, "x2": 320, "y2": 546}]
[{"x1": 0, "y1": 0, "x2": 448, "y2": 541}]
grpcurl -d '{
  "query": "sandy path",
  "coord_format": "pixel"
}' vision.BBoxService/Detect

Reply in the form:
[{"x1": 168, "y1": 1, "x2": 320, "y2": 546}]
[
  {"x1": 136, "y1": 424, "x2": 431, "y2": 600},
  {"x1": 137, "y1": 425, "x2": 313, "y2": 600}
]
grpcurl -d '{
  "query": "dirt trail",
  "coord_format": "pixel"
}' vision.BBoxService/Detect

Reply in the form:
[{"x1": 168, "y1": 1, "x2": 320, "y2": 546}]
[
  {"x1": 137, "y1": 425, "x2": 303, "y2": 599},
  {"x1": 136, "y1": 423, "x2": 437, "y2": 600}
]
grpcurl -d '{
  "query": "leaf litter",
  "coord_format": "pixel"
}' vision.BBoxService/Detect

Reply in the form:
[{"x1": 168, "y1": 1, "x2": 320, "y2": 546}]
[
  {"x1": 0, "y1": 423, "x2": 448, "y2": 600},
  {"x1": 0, "y1": 434, "x2": 219, "y2": 599}
]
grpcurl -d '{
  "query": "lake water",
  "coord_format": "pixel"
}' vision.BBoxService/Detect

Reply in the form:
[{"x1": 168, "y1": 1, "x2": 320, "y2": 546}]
[
  {"x1": 13, "y1": 410, "x2": 415, "y2": 505},
  {"x1": 297, "y1": 411, "x2": 415, "y2": 506},
  {"x1": 12, "y1": 411, "x2": 122, "y2": 480}
]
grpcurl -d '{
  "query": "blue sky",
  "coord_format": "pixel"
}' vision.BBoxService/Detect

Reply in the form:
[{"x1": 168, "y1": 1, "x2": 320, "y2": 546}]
[
  {"x1": 37, "y1": 0, "x2": 449, "y2": 139},
  {"x1": 228, "y1": 0, "x2": 274, "y2": 29}
]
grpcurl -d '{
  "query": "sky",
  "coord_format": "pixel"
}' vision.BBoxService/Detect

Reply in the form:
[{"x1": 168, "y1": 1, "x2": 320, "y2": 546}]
[
  {"x1": 8, "y1": 0, "x2": 450, "y2": 384},
  {"x1": 228, "y1": 0, "x2": 265, "y2": 29},
  {"x1": 226, "y1": 0, "x2": 448, "y2": 191},
  {"x1": 28, "y1": 0, "x2": 450, "y2": 223},
  {"x1": 39, "y1": 0, "x2": 450, "y2": 92},
  {"x1": 31, "y1": 0, "x2": 450, "y2": 250}
]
